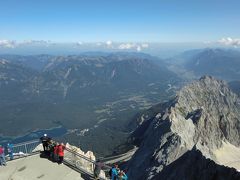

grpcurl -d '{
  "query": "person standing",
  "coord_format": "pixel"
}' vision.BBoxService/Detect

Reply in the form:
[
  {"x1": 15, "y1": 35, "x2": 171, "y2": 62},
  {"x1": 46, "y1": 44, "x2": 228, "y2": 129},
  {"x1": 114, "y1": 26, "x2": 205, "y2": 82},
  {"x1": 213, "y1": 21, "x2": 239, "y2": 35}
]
[
  {"x1": 53, "y1": 143, "x2": 59, "y2": 162},
  {"x1": 94, "y1": 160, "x2": 104, "y2": 180},
  {"x1": 111, "y1": 164, "x2": 119, "y2": 180},
  {"x1": 7, "y1": 143, "x2": 14, "y2": 160},
  {"x1": 40, "y1": 134, "x2": 51, "y2": 154},
  {"x1": 48, "y1": 140, "x2": 56, "y2": 161},
  {"x1": 57, "y1": 143, "x2": 65, "y2": 164},
  {"x1": 0, "y1": 145, "x2": 6, "y2": 166},
  {"x1": 118, "y1": 170, "x2": 128, "y2": 180}
]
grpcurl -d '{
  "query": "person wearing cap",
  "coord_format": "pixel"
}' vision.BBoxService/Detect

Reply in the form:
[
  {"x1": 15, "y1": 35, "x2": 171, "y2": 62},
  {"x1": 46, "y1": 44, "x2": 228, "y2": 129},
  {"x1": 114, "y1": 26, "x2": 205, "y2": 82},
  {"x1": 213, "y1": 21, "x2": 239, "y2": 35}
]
[
  {"x1": 0, "y1": 145, "x2": 6, "y2": 166},
  {"x1": 40, "y1": 134, "x2": 51, "y2": 154},
  {"x1": 7, "y1": 143, "x2": 14, "y2": 160}
]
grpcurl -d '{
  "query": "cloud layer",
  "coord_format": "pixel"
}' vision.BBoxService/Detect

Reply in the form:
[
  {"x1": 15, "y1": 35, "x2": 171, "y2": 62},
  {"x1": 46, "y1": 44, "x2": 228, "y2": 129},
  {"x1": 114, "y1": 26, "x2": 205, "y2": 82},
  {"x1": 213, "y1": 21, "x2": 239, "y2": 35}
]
[
  {"x1": 0, "y1": 40, "x2": 16, "y2": 48},
  {"x1": 0, "y1": 39, "x2": 150, "y2": 52},
  {"x1": 118, "y1": 43, "x2": 149, "y2": 51},
  {"x1": 219, "y1": 37, "x2": 240, "y2": 47}
]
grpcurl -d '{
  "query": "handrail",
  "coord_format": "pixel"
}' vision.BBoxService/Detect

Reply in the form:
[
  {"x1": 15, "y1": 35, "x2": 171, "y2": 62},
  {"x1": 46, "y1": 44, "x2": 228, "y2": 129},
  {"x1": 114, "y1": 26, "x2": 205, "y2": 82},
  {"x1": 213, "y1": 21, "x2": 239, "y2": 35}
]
[
  {"x1": 12, "y1": 139, "x2": 40, "y2": 147},
  {"x1": 65, "y1": 147, "x2": 112, "y2": 169},
  {"x1": 65, "y1": 147, "x2": 95, "y2": 163},
  {"x1": 3, "y1": 139, "x2": 113, "y2": 179},
  {"x1": 4, "y1": 139, "x2": 41, "y2": 162}
]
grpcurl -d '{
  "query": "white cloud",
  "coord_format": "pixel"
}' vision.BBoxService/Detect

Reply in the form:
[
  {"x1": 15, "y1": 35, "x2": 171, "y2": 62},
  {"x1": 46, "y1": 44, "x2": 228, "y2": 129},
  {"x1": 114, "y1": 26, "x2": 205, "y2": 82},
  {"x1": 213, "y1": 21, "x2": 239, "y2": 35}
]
[
  {"x1": 218, "y1": 37, "x2": 240, "y2": 47},
  {"x1": 118, "y1": 43, "x2": 135, "y2": 50},
  {"x1": 106, "y1": 40, "x2": 112, "y2": 46},
  {"x1": 0, "y1": 40, "x2": 16, "y2": 48},
  {"x1": 76, "y1": 41, "x2": 83, "y2": 45},
  {"x1": 118, "y1": 43, "x2": 149, "y2": 51},
  {"x1": 22, "y1": 40, "x2": 52, "y2": 45},
  {"x1": 136, "y1": 46, "x2": 142, "y2": 52},
  {"x1": 0, "y1": 39, "x2": 55, "y2": 48},
  {"x1": 141, "y1": 43, "x2": 149, "y2": 48}
]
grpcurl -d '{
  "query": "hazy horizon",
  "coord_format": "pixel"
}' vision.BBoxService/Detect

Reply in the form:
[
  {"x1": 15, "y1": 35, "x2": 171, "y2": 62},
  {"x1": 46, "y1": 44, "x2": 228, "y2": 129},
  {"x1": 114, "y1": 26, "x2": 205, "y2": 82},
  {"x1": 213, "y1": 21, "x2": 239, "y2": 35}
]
[{"x1": 1, "y1": 0, "x2": 240, "y2": 54}]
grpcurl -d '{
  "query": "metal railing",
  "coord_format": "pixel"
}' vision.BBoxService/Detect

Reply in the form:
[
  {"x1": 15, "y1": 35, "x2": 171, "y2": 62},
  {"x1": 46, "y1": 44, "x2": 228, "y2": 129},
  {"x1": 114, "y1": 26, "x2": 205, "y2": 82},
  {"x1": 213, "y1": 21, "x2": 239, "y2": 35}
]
[
  {"x1": 5, "y1": 139, "x2": 41, "y2": 161},
  {"x1": 64, "y1": 147, "x2": 111, "y2": 180},
  {"x1": 3, "y1": 139, "x2": 113, "y2": 179}
]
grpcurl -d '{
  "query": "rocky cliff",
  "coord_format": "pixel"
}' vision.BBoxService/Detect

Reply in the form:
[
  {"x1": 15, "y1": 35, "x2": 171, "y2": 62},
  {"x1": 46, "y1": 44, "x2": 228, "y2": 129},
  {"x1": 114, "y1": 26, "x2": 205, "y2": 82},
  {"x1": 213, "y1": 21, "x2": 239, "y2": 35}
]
[{"x1": 127, "y1": 76, "x2": 240, "y2": 180}]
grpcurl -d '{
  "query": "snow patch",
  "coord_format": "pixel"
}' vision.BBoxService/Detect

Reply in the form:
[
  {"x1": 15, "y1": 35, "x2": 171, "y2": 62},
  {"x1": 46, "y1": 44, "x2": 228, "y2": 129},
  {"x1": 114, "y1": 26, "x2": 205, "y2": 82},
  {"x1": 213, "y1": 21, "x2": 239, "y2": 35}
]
[
  {"x1": 77, "y1": 129, "x2": 89, "y2": 136},
  {"x1": 111, "y1": 69, "x2": 116, "y2": 78},
  {"x1": 64, "y1": 68, "x2": 72, "y2": 79},
  {"x1": 219, "y1": 90, "x2": 225, "y2": 96}
]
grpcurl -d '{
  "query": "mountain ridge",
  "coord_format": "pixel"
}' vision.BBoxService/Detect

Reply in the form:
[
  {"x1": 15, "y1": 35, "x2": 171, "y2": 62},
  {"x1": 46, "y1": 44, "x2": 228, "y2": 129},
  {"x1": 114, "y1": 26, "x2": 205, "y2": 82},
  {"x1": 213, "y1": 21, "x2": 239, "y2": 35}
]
[{"x1": 127, "y1": 76, "x2": 240, "y2": 179}]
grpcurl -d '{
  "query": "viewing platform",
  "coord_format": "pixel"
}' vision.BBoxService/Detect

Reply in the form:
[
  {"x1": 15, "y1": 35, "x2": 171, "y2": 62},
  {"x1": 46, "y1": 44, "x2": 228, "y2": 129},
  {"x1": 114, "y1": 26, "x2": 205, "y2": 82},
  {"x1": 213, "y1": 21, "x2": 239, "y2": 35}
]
[
  {"x1": 0, "y1": 139, "x2": 110, "y2": 180},
  {"x1": 0, "y1": 154, "x2": 84, "y2": 180}
]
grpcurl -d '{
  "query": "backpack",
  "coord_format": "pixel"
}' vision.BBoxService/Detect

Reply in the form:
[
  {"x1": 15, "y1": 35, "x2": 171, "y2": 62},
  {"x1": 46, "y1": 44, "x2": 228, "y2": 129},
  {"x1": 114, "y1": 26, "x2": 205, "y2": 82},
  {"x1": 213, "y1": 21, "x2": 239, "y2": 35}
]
[{"x1": 109, "y1": 168, "x2": 112, "y2": 177}]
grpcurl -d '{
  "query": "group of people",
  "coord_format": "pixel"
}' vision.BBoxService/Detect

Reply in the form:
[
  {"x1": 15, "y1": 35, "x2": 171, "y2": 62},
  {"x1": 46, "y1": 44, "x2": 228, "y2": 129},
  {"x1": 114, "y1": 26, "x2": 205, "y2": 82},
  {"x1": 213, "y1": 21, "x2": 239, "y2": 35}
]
[
  {"x1": 2, "y1": 135, "x2": 129, "y2": 179},
  {"x1": 40, "y1": 134, "x2": 65, "y2": 164},
  {"x1": 94, "y1": 162, "x2": 128, "y2": 180},
  {"x1": 0, "y1": 143, "x2": 14, "y2": 166},
  {"x1": 109, "y1": 164, "x2": 128, "y2": 180}
]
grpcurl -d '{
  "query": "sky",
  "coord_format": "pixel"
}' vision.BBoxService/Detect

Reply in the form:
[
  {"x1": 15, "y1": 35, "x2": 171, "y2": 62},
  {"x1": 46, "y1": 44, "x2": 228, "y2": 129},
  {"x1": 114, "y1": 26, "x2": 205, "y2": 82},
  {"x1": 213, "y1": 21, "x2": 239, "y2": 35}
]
[{"x1": 0, "y1": 0, "x2": 240, "y2": 43}]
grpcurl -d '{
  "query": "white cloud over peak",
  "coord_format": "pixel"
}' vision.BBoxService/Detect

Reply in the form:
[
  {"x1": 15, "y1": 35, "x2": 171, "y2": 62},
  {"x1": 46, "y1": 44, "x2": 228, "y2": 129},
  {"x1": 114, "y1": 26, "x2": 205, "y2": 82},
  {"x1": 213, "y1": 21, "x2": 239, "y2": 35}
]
[
  {"x1": 0, "y1": 40, "x2": 16, "y2": 48},
  {"x1": 218, "y1": 37, "x2": 240, "y2": 47}
]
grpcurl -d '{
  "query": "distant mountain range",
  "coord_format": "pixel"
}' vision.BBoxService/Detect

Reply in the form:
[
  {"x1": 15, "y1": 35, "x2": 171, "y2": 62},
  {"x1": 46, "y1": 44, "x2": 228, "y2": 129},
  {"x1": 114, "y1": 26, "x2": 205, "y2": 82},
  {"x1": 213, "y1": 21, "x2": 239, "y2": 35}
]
[
  {"x1": 0, "y1": 52, "x2": 180, "y2": 156},
  {"x1": 169, "y1": 48, "x2": 240, "y2": 81},
  {"x1": 1, "y1": 48, "x2": 240, "y2": 158},
  {"x1": 229, "y1": 81, "x2": 240, "y2": 95}
]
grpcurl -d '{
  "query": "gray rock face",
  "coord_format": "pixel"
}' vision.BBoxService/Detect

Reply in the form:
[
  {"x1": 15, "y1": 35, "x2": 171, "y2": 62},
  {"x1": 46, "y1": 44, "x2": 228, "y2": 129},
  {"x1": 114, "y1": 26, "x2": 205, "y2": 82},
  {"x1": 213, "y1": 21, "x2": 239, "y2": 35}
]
[
  {"x1": 155, "y1": 149, "x2": 240, "y2": 180},
  {"x1": 127, "y1": 76, "x2": 240, "y2": 180}
]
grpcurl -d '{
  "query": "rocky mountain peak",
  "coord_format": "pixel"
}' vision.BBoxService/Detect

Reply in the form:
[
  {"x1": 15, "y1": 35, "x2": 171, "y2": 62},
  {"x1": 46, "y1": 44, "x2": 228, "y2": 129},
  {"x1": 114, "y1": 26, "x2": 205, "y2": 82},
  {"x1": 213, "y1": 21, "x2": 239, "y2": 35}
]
[
  {"x1": 127, "y1": 76, "x2": 240, "y2": 179},
  {"x1": 172, "y1": 76, "x2": 240, "y2": 154}
]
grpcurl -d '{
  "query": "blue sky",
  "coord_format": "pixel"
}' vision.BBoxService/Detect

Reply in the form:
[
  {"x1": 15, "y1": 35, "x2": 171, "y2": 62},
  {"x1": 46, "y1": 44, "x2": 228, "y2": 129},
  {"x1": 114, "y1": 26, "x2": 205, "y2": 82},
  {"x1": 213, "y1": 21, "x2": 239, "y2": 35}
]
[{"x1": 0, "y1": 0, "x2": 240, "y2": 42}]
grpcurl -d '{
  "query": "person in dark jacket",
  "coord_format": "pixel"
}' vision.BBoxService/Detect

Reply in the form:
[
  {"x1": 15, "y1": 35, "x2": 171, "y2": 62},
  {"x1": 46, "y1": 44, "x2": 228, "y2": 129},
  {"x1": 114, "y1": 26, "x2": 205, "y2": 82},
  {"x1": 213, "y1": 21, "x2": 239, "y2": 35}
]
[
  {"x1": 40, "y1": 134, "x2": 51, "y2": 153},
  {"x1": 48, "y1": 140, "x2": 56, "y2": 161},
  {"x1": 53, "y1": 142, "x2": 59, "y2": 162}
]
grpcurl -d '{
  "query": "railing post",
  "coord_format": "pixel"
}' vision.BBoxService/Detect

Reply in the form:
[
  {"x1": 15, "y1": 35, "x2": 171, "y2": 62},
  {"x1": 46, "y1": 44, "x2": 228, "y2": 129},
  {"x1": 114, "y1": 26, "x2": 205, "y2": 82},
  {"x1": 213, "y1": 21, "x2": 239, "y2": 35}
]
[{"x1": 24, "y1": 144, "x2": 28, "y2": 156}]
